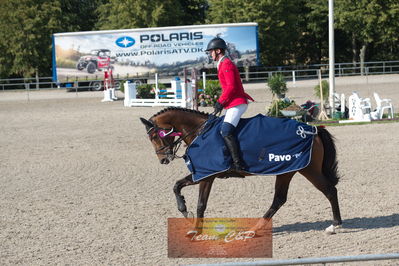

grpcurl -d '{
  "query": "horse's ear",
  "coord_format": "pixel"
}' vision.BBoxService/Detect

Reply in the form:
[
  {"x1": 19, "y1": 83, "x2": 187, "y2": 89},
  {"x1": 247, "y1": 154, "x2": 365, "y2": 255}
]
[{"x1": 140, "y1": 117, "x2": 154, "y2": 129}]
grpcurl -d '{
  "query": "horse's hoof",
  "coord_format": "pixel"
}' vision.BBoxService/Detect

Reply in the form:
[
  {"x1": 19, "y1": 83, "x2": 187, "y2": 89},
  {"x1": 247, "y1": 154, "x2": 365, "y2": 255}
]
[
  {"x1": 325, "y1": 224, "x2": 337, "y2": 235},
  {"x1": 183, "y1": 211, "x2": 195, "y2": 224}
]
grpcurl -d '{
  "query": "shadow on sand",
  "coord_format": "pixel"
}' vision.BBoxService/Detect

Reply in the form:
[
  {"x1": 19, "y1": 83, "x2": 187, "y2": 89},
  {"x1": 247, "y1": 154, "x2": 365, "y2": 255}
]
[{"x1": 274, "y1": 213, "x2": 399, "y2": 234}]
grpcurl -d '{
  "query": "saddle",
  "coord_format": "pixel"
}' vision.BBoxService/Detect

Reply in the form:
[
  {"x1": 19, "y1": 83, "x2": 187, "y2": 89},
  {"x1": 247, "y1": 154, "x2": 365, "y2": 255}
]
[{"x1": 184, "y1": 114, "x2": 317, "y2": 182}]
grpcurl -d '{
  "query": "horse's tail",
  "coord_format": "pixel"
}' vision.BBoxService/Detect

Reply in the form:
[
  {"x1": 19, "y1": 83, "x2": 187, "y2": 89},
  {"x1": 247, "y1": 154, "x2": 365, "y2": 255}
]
[{"x1": 317, "y1": 126, "x2": 340, "y2": 186}]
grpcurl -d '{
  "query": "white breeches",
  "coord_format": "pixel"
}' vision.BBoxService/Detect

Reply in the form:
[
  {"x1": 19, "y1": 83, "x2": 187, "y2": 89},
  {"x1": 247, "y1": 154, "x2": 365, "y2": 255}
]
[{"x1": 223, "y1": 104, "x2": 248, "y2": 127}]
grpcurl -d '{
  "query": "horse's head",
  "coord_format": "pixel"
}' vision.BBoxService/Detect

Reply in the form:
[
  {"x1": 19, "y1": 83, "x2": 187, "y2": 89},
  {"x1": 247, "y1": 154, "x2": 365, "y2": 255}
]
[
  {"x1": 140, "y1": 117, "x2": 182, "y2": 164},
  {"x1": 140, "y1": 107, "x2": 209, "y2": 164}
]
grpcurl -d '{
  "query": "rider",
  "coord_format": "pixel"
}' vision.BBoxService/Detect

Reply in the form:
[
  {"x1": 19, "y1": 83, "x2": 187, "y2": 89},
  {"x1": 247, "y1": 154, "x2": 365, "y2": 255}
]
[{"x1": 206, "y1": 37, "x2": 254, "y2": 171}]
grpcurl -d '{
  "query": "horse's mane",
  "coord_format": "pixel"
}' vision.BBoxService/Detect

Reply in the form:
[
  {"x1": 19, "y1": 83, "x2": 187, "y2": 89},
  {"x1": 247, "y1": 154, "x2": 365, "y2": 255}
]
[{"x1": 150, "y1": 107, "x2": 209, "y2": 120}]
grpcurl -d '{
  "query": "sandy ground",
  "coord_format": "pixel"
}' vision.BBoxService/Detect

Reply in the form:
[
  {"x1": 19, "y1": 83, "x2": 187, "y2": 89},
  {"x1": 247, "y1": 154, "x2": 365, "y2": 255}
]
[{"x1": 0, "y1": 74, "x2": 398, "y2": 265}]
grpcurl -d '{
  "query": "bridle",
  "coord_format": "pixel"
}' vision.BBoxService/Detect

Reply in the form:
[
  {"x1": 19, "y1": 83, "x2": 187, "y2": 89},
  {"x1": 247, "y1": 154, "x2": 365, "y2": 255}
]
[
  {"x1": 146, "y1": 125, "x2": 184, "y2": 158},
  {"x1": 146, "y1": 117, "x2": 213, "y2": 160}
]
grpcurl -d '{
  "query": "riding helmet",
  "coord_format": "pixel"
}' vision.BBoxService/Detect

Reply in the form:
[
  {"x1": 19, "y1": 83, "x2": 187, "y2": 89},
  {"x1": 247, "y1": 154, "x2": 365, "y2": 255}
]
[{"x1": 206, "y1": 37, "x2": 227, "y2": 51}]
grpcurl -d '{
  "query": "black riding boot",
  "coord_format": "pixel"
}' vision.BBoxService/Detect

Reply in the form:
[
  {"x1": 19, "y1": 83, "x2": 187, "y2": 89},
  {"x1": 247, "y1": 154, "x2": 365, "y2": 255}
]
[{"x1": 223, "y1": 134, "x2": 245, "y2": 171}]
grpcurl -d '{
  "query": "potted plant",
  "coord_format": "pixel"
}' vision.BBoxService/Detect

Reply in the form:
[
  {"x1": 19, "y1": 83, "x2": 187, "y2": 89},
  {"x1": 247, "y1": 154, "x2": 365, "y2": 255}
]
[
  {"x1": 266, "y1": 98, "x2": 295, "y2": 117},
  {"x1": 266, "y1": 73, "x2": 289, "y2": 117},
  {"x1": 267, "y1": 73, "x2": 288, "y2": 98}
]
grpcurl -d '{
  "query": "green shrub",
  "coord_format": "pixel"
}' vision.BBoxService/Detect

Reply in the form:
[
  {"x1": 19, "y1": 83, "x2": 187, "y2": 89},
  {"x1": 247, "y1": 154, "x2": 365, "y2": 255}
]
[
  {"x1": 119, "y1": 80, "x2": 127, "y2": 93},
  {"x1": 136, "y1": 84, "x2": 154, "y2": 98},
  {"x1": 119, "y1": 82, "x2": 166, "y2": 98},
  {"x1": 267, "y1": 73, "x2": 288, "y2": 97},
  {"x1": 137, "y1": 83, "x2": 165, "y2": 99},
  {"x1": 314, "y1": 80, "x2": 329, "y2": 102}
]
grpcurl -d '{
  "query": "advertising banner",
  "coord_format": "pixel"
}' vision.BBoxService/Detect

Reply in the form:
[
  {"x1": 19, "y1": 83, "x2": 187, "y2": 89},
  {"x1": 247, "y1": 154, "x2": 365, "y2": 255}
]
[{"x1": 52, "y1": 23, "x2": 258, "y2": 82}]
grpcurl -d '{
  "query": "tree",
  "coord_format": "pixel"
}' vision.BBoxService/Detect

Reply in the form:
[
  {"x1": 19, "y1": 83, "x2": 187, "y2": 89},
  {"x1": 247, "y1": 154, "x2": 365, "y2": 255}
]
[
  {"x1": 302, "y1": 0, "x2": 329, "y2": 64},
  {"x1": 0, "y1": 0, "x2": 62, "y2": 77},
  {"x1": 0, "y1": 0, "x2": 102, "y2": 78},
  {"x1": 60, "y1": 0, "x2": 105, "y2": 32},
  {"x1": 95, "y1": 0, "x2": 185, "y2": 29},
  {"x1": 335, "y1": 0, "x2": 399, "y2": 73},
  {"x1": 178, "y1": 0, "x2": 208, "y2": 25},
  {"x1": 0, "y1": 1, "x2": 14, "y2": 78},
  {"x1": 206, "y1": 0, "x2": 307, "y2": 66}
]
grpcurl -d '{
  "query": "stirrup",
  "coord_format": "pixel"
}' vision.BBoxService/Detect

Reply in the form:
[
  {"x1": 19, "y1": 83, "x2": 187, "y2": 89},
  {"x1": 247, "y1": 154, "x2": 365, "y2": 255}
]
[
  {"x1": 227, "y1": 166, "x2": 246, "y2": 178},
  {"x1": 232, "y1": 160, "x2": 245, "y2": 171}
]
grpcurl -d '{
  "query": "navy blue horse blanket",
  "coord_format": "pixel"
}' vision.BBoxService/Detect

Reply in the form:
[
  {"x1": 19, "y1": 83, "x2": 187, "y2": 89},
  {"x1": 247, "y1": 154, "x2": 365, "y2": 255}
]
[{"x1": 184, "y1": 114, "x2": 317, "y2": 182}]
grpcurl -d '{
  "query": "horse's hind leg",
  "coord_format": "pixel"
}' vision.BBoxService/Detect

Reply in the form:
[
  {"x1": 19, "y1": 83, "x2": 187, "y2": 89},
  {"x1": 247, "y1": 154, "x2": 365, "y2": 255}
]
[
  {"x1": 173, "y1": 174, "x2": 197, "y2": 218},
  {"x1": 263, "y1": 172, "x2": 296, "y2": 219},
  {"x1": 299, "y1": 167, "x2": 342, "y2": 226}
]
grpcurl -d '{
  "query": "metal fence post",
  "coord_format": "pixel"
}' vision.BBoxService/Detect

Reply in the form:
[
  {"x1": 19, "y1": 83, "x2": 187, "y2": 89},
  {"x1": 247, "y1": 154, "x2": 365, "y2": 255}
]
[
  {"x1": 74, "y1": 80, "x2": 78, "y2": 97},
  {"x1": 292, "y1": 70, "x2": 296, "y2": 85},
  {"x1": 25, "y1": 83, "x2": 30, "y2": 102}
]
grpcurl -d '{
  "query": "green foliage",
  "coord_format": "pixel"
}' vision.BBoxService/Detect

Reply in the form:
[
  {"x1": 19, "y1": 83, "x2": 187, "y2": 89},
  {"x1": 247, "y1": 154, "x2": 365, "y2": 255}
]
[
  {"x1": 267, "y1": 73, "x2": 288, "y2": 97},
  {"x1": 1, "y1": 0, "x2": 399, "y2": 78},
  {"x1": 178, "y1": 0, "x2": 208, "y2": 25},
  {"x1": 135, "y1": 83, "x2": 166, "y2": 99},
  {"x1": 335, "y1": 0, "x2": 399, "y2": 63},
  {"x1": 314, "y1": 80, "x2": 329, "y2": 102},
  {"x1": 96, "y1": 0, "x2": 186, "y2": 29},
  {"x1": 0, "y1": 0, "x2": 62, "y2": 77},
  {"x1": 0, "y1": 0, "x2": 101, "y2": 78},
  {"x1": 206, "y1": 0, "x2": 305, "y2": 66},
  {"x1": 198, "y1": 80, "x2": 221, "y2": 106},
  {"x1": 267, "y1": 99, "x2": 295, "y2": 117},
  {"x1": 136, "y1": 84, "x2": 155, "y2": 99}
]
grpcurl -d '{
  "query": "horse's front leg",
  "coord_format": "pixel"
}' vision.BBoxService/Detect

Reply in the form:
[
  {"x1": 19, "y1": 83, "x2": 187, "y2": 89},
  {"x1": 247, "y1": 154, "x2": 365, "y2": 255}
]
[
  {"x1": 173, "y1": 174, "x2": 197, "y2": 218},
  {"x1": 196, "y1": 177, "x2": 216, "y2": 218}
]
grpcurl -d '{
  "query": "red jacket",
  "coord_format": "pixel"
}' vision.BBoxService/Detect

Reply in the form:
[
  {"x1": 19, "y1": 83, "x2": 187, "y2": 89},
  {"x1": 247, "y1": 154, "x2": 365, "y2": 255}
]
[{"x1": 217, "y1": 57, "x2": 254, "y2": 109}]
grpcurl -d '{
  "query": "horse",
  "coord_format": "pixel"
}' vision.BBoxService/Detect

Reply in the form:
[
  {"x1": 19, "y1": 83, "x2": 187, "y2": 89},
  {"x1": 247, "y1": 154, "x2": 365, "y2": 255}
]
[{"x1": 140, "y1": 107, "x2": 342, "y2": 233}]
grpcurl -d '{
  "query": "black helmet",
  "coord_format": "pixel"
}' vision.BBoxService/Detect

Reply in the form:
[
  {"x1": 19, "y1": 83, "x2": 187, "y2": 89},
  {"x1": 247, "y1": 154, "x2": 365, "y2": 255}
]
[{"x1": 206, "y1": 37, "x2": 227, "y2": 51}]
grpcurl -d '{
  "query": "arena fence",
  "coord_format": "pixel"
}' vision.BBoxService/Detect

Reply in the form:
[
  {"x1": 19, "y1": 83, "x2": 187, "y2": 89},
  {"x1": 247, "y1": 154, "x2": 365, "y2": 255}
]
[
  {"x1": 1, "y1": 60, "x2": 399, "y2": 92},
  {"x1": 189, "y1": 253, "x2": 399, "y2": 266}
]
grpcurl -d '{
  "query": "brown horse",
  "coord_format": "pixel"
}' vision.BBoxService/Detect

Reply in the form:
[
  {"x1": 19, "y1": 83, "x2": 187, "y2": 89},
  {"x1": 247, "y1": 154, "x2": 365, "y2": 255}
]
[{"x1": 140, "y1": 107, "x2": 342, "y2": 232}]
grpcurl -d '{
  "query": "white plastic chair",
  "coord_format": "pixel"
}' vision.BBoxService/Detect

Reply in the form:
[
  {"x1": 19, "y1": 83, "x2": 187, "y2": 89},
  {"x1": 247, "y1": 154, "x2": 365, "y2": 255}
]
[
  {"x1": 373, "y1": 92, "x2": 394, "y2": 119},
  {"x1": 352, "y1": 92, "x2": 372, "y2": 115},
  {"x1": 333, "y1": 92, "x2": 346, "y2": 113}
]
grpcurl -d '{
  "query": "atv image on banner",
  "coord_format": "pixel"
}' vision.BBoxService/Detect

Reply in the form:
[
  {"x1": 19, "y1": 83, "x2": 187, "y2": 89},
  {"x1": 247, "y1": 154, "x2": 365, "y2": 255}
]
[{"x1": 76, "y1": 49, "x2": 114, "y2": 74}]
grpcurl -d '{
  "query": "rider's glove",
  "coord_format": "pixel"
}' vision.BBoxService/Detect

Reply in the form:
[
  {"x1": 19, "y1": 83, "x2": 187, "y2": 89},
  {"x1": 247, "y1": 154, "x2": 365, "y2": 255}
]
[{"x1": 214, "y1": 102, "x2": 223, "y2": 114}]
